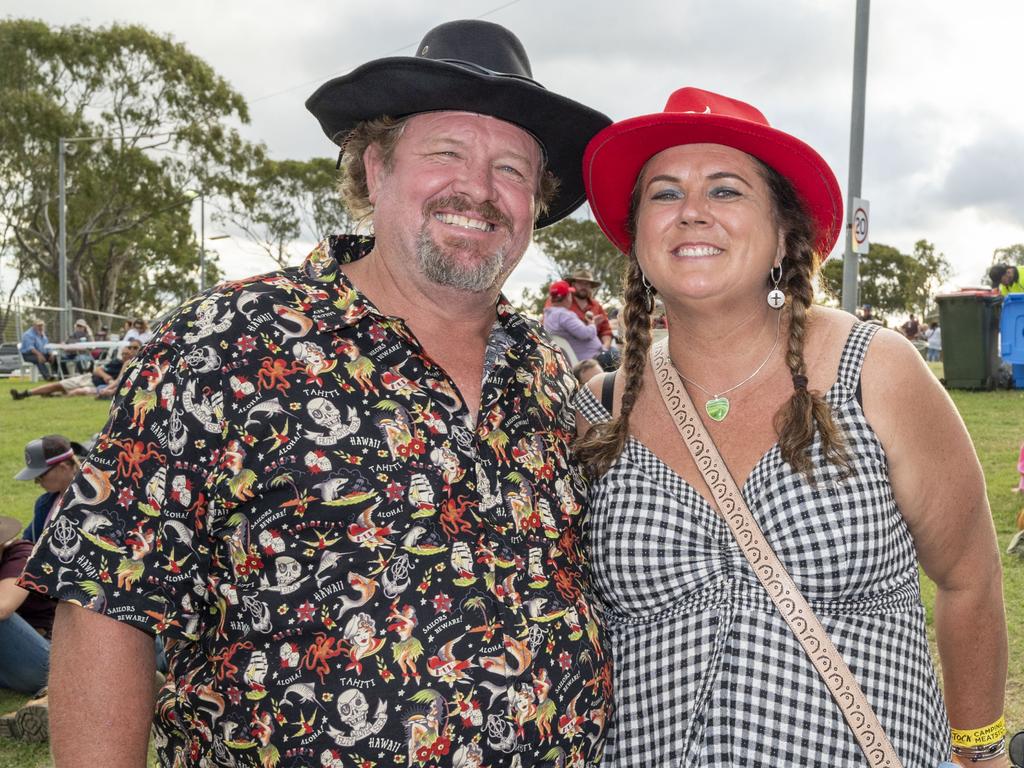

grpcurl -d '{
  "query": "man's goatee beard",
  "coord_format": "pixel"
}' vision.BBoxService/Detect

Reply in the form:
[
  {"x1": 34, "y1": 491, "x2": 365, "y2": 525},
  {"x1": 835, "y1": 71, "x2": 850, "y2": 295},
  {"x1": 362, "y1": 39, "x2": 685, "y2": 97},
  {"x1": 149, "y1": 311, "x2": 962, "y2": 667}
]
[{"x1": 416, "y1": 226, "x2": 509, "y2": 293}]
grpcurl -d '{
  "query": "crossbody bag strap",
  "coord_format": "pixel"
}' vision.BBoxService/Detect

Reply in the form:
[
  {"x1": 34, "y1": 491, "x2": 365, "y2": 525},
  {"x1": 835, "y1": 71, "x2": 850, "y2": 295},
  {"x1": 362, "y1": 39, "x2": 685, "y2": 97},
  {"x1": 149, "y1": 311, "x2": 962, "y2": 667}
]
[{"x1": 650, "y1": 340, "x2": 902, "y2": 768}]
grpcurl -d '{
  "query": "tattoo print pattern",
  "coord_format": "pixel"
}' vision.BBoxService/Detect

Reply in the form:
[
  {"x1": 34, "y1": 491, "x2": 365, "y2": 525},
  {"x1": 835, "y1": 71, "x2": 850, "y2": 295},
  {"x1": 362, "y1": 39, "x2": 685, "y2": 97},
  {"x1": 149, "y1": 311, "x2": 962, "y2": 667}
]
[{"x1": 21, "y1": 236, "x2": 611, "y2": 767}]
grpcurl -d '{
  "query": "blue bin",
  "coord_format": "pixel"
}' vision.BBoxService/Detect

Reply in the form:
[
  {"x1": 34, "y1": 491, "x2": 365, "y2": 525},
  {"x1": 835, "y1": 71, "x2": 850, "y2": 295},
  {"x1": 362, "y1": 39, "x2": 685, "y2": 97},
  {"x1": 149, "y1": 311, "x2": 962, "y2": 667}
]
[
  {"x1": 1001, "y1": 293, "x2": 1024, "y2": 363},
  {"x1": 1014, "y1": 364, "x2": 1024, "y2": 388}
]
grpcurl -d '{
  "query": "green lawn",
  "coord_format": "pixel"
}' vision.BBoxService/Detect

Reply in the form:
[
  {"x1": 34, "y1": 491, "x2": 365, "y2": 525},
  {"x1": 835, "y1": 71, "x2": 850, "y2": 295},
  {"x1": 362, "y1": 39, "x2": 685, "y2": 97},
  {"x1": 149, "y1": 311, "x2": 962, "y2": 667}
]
[{"x1": 0, "y1": 372, "x2": 1021, "y2": 765}]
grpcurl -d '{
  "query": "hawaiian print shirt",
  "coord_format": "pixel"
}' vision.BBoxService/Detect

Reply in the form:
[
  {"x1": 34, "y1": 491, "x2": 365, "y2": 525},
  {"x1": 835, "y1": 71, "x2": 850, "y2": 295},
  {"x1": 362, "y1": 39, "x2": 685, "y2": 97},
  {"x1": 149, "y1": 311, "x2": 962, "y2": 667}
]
[{"x1": 21, "y1": 235, "x2": 611, "y2": 768}]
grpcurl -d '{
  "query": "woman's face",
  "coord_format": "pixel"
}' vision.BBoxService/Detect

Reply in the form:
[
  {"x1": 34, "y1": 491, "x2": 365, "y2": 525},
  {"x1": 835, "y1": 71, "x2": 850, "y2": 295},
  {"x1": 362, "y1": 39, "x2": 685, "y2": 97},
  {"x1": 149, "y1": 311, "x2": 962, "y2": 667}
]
[{"x1": 634, "y1": 143, "x2": 783, "y2": 309}]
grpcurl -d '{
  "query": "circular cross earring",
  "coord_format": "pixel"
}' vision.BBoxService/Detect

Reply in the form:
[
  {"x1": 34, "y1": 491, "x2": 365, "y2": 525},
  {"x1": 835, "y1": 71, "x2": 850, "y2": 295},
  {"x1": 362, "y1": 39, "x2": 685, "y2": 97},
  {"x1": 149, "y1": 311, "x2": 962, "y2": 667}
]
[{"x1": 767, "y1": 264, "x2": 785, "y2": 309}]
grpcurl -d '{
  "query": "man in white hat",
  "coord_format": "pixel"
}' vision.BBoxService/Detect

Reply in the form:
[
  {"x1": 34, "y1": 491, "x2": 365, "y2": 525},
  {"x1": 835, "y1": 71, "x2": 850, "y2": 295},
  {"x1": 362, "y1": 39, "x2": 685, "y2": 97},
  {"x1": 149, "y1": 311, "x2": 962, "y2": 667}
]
[{"x1": 21, "y1": 19, "x2": 612, "y2": 767}]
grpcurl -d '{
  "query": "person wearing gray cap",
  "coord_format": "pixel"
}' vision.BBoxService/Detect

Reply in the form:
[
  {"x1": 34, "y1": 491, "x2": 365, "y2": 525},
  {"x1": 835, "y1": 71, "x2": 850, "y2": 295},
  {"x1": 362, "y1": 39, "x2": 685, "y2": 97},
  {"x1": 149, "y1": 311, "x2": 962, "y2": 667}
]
[
  {"x1": 18, "y1": 19, "x2": 612, "y2": 767},
  {"x1": 13, "y1": 435, "x2": 85, "y2": 543}
]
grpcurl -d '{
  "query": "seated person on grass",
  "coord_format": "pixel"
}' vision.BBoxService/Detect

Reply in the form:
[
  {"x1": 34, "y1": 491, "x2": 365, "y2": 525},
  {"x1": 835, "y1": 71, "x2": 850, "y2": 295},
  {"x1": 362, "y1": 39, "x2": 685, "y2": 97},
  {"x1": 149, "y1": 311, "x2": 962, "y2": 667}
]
[
  {"x1": 9, "y1": 341, "x2": 139, "y2": 401},
  {"x1": 0, "y1": 517, "x2": 54, "y2": 744},
  {"x1": 0, "y1": 515, "x2": 53, "y2": 697}
]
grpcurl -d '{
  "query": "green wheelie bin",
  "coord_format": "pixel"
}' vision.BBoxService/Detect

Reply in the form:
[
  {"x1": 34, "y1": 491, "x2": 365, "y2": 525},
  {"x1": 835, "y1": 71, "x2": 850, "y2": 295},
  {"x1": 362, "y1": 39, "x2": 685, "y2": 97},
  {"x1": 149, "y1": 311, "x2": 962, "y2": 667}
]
[{"x1": 935, "y1": 290, "x2": 1003, "y2": 389}]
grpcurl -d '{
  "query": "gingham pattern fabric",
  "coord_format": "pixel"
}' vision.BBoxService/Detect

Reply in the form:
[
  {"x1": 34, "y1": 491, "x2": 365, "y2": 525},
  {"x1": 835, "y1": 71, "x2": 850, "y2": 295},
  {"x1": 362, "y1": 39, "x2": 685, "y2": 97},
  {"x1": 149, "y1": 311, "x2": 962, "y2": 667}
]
[{"x1": 577, "y1": 322, "x2": 949, "y2": 767}]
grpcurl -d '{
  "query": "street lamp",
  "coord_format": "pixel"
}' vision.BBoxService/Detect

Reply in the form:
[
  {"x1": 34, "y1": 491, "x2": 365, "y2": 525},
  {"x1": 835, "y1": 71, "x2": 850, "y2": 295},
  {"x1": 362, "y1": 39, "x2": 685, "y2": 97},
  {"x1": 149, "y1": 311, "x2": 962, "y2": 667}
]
[{"x1": 57, "y1": 132, "x2": 170, "y2": 339}]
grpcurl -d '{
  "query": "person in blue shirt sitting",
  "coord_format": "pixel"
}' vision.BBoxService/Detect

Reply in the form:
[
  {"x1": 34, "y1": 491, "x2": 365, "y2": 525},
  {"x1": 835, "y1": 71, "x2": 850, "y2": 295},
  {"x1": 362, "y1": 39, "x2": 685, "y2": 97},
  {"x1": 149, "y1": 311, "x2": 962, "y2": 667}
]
[{"x1": 18, "y1": 319, "x2": 53, "y2": 380}]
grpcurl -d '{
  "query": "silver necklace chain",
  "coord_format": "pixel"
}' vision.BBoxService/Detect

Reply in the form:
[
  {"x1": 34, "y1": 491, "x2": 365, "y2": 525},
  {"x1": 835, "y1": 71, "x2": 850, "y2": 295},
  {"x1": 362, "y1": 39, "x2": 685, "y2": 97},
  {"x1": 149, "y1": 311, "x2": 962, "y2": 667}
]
[{"x1": 671, "y1": 311, "x2": 783, "y2": 399}]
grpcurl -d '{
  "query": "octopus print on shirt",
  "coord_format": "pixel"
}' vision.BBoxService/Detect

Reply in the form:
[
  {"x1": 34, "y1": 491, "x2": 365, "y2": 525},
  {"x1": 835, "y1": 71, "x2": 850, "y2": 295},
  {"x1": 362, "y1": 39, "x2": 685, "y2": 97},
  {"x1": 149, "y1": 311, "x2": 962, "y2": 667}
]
[{"x1": 20, "y1": 235, "x2": 611, "y2": 767}]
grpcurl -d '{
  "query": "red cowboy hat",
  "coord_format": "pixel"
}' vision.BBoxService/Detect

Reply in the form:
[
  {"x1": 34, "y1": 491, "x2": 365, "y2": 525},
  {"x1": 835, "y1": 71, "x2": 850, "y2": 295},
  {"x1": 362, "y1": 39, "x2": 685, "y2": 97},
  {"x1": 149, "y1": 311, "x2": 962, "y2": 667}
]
[{"x1": 583, "y1": 87, "x2": 843, "y2": 258}]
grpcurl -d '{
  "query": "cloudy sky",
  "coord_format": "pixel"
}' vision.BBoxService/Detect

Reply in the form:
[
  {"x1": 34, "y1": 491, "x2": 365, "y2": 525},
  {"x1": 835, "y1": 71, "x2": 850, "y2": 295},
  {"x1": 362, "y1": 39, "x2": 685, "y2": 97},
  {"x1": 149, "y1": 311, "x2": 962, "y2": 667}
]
[{"x1": 5, "y1": 0, "x2": 1024, "y2": 301}]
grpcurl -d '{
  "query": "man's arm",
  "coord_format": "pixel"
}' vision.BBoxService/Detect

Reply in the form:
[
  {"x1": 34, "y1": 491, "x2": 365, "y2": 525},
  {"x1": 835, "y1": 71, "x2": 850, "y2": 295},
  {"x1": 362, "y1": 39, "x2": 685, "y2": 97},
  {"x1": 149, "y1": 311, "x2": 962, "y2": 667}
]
[
  {"x1": 545, "y1": 308, "x2": 598, "y2": 343},
  {"x1": 50, "y1": 602, "x2": 156, "y2": 768}
]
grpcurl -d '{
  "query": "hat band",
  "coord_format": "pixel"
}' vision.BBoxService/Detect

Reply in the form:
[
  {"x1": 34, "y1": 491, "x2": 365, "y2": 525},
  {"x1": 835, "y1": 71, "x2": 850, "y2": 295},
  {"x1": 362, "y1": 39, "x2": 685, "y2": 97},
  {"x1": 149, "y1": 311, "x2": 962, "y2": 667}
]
[{"x1": 45, "y1": 448, "x2": 74, "y2": 466}]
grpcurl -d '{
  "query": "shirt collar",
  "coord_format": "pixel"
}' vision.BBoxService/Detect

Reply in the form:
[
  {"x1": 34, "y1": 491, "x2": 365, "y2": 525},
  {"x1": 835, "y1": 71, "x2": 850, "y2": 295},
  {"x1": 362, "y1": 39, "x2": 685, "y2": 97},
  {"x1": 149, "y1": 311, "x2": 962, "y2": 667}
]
[{"x1": 298, "y1": 235, "x2": 541, "y2": 351}]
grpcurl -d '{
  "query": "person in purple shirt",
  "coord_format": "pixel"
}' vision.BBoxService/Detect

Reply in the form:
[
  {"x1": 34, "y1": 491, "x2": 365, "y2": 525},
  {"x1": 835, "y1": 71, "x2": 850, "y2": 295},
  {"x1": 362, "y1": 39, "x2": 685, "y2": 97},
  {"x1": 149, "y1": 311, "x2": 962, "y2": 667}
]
[{"x1": 543, "y1": 279, "x2": 603, "y2": 361}]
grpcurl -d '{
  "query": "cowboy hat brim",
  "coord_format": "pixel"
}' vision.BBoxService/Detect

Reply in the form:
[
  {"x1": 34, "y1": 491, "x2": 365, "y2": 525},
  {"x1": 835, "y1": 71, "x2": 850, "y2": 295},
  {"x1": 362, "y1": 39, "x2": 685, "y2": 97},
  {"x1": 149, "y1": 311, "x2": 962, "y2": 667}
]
[
  {"x1": 306, "y1": 58, "x2": 610, "y2": 228},
  {"x1": 583, "y1": 113, "x2": 843, "y2": 257}
]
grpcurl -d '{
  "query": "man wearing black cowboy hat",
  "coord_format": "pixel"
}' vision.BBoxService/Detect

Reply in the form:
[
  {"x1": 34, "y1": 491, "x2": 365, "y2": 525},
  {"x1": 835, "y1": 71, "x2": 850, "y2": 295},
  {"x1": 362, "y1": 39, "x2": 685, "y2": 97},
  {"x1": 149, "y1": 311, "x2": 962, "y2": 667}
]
[{"x1": 21, "y1": 19, "x2": 612, "y2": 767}]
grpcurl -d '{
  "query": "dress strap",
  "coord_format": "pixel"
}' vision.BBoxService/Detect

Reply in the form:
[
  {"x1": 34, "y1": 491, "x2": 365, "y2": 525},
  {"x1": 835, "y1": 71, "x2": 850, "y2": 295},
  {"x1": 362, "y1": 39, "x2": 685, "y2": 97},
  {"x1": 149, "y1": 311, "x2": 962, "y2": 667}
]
[{"x1": 833, "y1": 321, "x2": 881, "y2": 403}]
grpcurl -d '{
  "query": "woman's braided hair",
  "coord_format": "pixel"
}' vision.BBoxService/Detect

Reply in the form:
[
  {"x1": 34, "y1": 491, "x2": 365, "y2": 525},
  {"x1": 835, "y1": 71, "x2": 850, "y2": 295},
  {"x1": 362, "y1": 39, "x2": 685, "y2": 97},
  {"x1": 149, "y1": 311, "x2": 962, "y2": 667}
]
[{"x1": 575, "y1": 155, "x2": 850, "y2": 482}]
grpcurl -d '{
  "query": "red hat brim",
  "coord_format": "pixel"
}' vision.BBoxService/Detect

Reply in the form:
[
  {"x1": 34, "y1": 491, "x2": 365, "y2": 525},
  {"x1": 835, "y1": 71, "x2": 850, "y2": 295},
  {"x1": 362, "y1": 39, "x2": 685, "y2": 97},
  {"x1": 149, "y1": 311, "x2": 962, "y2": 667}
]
[{"x1": 583, "y1": 111, "x2": 843, "y2": 258}]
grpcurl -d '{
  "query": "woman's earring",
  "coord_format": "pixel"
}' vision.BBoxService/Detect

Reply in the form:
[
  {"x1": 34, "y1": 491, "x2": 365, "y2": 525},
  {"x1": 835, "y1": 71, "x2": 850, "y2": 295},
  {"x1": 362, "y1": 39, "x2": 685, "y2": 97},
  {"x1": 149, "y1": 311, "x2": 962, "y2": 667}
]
[
  {"x1": 641, "y1": 273, "x2": 656, "y2": 314},
  {"x1": 767, "y1": 264, "x2": 785, "y2": 309}
]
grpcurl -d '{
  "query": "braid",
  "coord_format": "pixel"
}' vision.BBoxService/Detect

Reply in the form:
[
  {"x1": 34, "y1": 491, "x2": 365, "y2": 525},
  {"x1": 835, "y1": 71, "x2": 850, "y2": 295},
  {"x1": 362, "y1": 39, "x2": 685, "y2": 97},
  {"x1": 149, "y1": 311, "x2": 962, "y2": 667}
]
[
  {"x1": 575, "y1": 249, "x2": 653, "y2": 478},
  {"x1": 762, "y1": 165, "x2": 851, "y2": 482}
]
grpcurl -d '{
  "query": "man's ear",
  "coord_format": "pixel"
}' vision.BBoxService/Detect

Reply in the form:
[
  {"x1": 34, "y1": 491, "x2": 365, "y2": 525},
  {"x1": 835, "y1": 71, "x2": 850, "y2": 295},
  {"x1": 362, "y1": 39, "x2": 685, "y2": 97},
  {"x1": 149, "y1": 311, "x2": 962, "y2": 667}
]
[{"x1": 364, "y1": 143, "x2": 386, "y2": 206}]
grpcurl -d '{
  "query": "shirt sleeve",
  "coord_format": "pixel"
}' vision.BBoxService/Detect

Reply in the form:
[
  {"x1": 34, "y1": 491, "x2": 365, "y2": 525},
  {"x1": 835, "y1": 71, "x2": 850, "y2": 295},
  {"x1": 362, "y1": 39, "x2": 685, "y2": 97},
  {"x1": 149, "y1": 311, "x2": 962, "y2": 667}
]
[
  {"x1": 544, "y1": 308, "x2": 599, "y2": 343},
  {"x1": 593, "y1": 309, "x2": 612, "y2": 340},
  {"x1": 18, "y1": 333, "x2": 228, "y2": 641}
]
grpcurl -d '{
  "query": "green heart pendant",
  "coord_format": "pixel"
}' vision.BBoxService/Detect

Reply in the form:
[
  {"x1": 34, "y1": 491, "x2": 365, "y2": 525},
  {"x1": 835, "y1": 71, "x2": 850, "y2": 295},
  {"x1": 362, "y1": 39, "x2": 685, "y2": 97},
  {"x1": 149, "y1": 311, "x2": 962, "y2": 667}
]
[{"x1": 705, "y1": 397, "x2": 730, "y2": 422}]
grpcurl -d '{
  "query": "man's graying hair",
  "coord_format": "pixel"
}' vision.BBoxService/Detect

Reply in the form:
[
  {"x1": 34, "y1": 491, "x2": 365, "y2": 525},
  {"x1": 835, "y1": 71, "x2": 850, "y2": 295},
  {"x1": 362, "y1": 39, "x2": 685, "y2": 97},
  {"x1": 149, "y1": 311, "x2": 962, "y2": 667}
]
[
  {"x1": 337, "y1": 115, "x2": 559, "y2": 227},
  {"x1": 575, "y1": 156, "x2": 850, "y2": 483}
]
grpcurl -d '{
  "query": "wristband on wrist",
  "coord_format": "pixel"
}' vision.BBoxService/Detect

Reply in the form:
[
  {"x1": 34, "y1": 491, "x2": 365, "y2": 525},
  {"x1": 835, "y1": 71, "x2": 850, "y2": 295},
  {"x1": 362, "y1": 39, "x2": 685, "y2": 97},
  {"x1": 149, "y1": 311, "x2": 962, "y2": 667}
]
[
  {"x1": 950, "y1": 739, "x2": 1006, "y2": 762},
  {"x1": 951, "y1": 715, "x2": 1007, "y2": 748}
]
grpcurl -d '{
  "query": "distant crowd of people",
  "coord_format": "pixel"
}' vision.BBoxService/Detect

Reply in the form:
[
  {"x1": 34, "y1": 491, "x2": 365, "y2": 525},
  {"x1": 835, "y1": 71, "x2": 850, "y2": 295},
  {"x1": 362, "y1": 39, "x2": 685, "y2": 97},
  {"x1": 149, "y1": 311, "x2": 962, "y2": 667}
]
[{"x1": 15, "y1": 316, "x2": 152, "y2": 382}]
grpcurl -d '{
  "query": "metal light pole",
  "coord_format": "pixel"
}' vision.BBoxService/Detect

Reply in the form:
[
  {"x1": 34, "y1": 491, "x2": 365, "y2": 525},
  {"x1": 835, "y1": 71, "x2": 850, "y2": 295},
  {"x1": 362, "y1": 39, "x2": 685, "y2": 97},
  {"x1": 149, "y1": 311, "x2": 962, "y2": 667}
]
[
  {"x1": 841, "y1": 0, "x2": 871, "y2": 314},
  {"x1": 199, "y1": 192, "x2": 206, "y2": 292},
  {"x1": 57, "y1": 138, "x2": 69, "y2": 340}
]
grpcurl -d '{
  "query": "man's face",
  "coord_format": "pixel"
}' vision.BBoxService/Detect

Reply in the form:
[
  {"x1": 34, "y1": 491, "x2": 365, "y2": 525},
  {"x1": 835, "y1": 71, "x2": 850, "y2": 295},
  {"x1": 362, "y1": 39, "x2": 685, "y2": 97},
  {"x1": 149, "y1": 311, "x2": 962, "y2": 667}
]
[
  {"x1": 1003, "y1": 269, "x2": 1016, "y2": 287},
  {"x1": 570, "y1": 280, "x2": 592, "y2": 300},
  {"x1": 122, "y1": 343, "x2": 141, "y2": 362},
  {"x1": 34, "y1": 322, "x2": 44, "y2": 333},
  {"x1": 366, "y1": 111, "x2": 542, "y2": 294}
]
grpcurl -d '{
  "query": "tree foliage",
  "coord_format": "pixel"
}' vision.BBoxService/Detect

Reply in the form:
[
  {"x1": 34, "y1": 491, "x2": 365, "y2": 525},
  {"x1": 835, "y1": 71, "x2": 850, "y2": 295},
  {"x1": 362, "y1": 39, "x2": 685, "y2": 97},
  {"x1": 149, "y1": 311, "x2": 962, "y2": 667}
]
[
  {"x1": 0, "y1": 19, "x2": 249, "y2": 328},
  {"x1": 218, "y1": 157, "x2": 354, "y2": 268},
  {"x1": 532, "y1": 217, "x2": 625, "y2": 303},
  {"x1": 820, "y1": 239, "x2": 952, "y2": 319}
]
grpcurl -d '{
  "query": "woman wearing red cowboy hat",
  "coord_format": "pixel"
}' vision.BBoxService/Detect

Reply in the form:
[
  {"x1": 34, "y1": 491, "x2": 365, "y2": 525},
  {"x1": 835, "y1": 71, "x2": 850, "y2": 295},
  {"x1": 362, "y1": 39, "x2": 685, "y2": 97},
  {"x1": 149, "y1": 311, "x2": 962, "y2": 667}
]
[{"x1": 574, "y1": 88, "x2": 1008, "y2": 766}]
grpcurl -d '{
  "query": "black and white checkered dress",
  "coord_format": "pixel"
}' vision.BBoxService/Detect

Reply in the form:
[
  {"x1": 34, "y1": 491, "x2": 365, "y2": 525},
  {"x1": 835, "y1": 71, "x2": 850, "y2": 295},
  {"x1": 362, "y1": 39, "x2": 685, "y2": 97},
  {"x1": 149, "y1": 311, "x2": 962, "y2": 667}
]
[{"x1": 577, "y1": 322, "x2": 949, "y2": 766}]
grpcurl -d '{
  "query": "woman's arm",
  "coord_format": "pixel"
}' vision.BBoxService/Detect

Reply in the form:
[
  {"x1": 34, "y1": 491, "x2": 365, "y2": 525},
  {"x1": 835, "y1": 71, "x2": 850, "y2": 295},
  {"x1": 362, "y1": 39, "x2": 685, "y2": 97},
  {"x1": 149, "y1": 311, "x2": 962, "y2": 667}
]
[{"x1": 862, "y1": 329, "x2": 1008, "y2": 763}]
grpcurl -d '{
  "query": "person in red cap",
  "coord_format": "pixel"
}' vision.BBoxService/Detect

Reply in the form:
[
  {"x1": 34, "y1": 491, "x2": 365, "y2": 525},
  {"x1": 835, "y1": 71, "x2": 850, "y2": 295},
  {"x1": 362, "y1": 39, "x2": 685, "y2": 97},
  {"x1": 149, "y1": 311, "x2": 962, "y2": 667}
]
[
  {"x1": 542, "y1": 279, "x2": 603, "y2": 362},
  {"x1": 19, "y1": 19, "x2": 612, "y2": 767},
  {"x1": 574, "y1": 87, "x2": 1008, "y2": 766}
]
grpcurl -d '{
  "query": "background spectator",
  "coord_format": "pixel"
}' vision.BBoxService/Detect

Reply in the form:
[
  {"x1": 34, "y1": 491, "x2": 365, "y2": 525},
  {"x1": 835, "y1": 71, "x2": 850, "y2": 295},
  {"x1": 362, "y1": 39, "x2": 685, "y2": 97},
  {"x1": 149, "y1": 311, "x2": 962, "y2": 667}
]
[
  {"x1": 572, "y1": 358, "x2": 602, "y2": 384},
  {"x1": 925, "y1": 321, "x2": 942, "y2": 362},
  {"x1": 0, "y1": 515, "x2": 53, "y2": 699},
  {"x1": 10, "y1": 342, "x2": 140, "y2": 401},
  {"x1": 62, "y1": 319, "x2": 94, "y2": 374},
  {"x1": 989, "y1": 264, "x2": 1023, "y2": 296},
  {"x1": 18, "y1": 319, "x2": 52, "y2": 380},
  {"x1": 12, "y1": 435, "x2": 87, "y2": 543},
  {"x1": 543, "y1": 280, "x2": 603, "y2": 362},
  {"x1": 122, "y1": 317, "x2": 153, "y2": 345}
]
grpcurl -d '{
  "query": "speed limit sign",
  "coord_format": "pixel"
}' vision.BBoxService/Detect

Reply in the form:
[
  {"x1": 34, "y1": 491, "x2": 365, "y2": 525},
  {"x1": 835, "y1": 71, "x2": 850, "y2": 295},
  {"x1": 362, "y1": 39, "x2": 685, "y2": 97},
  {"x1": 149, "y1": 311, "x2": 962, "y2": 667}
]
[{"x1": 852, "y1": 197, "x2": 870, "y2": 254}]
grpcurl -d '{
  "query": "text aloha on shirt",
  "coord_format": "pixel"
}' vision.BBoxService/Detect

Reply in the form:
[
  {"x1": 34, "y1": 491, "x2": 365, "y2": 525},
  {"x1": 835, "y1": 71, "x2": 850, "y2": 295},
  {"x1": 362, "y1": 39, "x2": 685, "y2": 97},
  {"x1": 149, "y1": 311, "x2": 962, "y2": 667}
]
[{"x1": 21, "y1": 235, "x2": 611, "y2": 768}]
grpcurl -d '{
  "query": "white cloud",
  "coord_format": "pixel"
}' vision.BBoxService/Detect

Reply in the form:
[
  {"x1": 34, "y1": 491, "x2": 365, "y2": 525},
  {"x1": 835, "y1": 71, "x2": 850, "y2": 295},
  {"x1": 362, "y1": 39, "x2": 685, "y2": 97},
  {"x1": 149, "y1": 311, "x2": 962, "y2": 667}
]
[{"x1": 4, "y1": 0, "x2": 1024, "y2": 292}]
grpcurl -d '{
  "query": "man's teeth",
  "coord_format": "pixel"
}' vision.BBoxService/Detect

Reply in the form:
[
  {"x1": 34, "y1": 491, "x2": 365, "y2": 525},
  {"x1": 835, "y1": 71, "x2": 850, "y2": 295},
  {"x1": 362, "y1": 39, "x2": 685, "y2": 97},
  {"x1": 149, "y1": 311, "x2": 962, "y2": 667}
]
[
  {"x1": 675, "y1": 246, "x2": 722, "y2": 257},
  {"x1": 435, "y1": 213, "x2": 494, "y2": 231}
]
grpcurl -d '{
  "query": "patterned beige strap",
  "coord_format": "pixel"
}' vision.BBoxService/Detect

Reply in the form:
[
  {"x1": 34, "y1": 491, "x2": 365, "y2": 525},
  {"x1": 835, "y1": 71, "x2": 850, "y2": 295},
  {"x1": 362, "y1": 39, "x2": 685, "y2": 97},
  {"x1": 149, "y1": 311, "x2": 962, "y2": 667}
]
[{"x1": 650, "y1": 340, "x2": 902, "y2": 768}]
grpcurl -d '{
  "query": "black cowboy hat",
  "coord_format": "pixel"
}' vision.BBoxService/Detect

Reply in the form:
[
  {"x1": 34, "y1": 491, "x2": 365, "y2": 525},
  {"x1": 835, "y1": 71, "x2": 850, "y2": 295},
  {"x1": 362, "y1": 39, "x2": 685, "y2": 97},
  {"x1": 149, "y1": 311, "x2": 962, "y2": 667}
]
[{"x1": 305, "y1": 19, "x2": 610, "y2": 228}]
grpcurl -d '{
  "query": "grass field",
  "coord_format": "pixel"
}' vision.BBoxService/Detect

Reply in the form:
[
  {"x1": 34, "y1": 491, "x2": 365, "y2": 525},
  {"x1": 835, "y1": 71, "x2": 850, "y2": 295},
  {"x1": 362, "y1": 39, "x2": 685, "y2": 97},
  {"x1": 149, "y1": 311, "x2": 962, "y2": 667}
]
[{"x1": 0, "y1": 371, "x2": 1021, "y2": 766}]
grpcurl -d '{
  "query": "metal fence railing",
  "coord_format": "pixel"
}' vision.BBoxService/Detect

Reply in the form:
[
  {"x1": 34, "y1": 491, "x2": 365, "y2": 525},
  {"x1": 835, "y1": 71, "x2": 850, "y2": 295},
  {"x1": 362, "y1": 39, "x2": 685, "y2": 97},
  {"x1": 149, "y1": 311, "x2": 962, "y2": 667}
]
[{"x1": 1, "y1": 302, "x2": 133, "y2": 346}]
